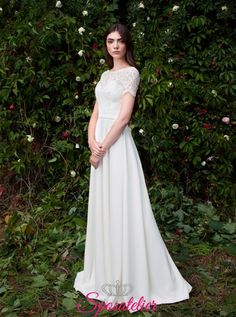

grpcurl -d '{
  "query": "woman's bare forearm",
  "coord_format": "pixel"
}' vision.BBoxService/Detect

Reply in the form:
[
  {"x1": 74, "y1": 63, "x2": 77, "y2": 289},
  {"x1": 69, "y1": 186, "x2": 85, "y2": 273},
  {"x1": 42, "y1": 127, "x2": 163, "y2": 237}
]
[
  {"x1": 101, "y1": 93, "x2": 135, "y2": 151},
  {"x1": 88, "y1": 101, "x2": 99, "y2": 145},
  {"x1": 101, "y1": 117, "x2": 129, "y2": 151}
]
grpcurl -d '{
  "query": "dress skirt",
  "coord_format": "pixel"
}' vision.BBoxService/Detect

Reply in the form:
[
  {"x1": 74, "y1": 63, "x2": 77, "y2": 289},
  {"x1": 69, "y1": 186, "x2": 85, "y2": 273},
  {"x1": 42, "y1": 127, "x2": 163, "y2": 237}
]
[{"x1": 74, "y1": 115, "x2": 192, "y2": 314}]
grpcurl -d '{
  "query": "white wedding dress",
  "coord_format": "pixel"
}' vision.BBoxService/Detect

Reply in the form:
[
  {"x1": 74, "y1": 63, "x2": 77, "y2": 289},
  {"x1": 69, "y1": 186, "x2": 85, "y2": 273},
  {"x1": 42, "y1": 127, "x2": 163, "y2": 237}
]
[{"x1": 74, "y1": 66, "x2": 192, "y2": 314}]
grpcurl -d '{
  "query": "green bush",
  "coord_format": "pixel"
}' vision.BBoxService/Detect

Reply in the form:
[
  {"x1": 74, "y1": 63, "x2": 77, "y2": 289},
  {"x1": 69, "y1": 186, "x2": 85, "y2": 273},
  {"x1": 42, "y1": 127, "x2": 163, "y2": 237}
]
[
  {"x1": 127, "y1": 0, "x2": 236, "y2": 216},
  {"x1": 0, "y1": 0, "x2": 235, "y2": 244},
  {"x1": 0, "y1": 0, "x2": 118, "y2": 209}
]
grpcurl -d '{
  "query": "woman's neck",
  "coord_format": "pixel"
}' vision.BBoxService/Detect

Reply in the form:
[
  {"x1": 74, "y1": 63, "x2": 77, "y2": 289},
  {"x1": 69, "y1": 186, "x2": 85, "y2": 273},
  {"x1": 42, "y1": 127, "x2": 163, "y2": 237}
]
[{"x1": 112, "y1": 59, "x2": 129, "y2": 71}]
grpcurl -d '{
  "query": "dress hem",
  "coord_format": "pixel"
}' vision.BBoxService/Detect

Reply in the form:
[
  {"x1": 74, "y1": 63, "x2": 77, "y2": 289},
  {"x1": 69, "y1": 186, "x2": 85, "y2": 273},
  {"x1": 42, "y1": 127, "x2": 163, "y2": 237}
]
[{"x1": 74, "y1": 276, "x2": 192, "y2": 314}]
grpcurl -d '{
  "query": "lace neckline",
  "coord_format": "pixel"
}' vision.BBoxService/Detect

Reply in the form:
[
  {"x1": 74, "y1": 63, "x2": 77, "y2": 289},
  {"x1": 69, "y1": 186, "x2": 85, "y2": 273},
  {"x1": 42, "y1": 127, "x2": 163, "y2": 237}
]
[{"x1": 109, "y1": 66, "x2": 133, "y2": 73}]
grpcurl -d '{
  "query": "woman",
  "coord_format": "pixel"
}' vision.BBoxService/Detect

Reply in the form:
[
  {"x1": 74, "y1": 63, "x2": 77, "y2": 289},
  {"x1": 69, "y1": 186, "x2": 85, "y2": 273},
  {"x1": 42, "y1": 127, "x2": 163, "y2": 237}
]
[{"x1": 74, "y1": 24, "x2": 192, "y2": 314}]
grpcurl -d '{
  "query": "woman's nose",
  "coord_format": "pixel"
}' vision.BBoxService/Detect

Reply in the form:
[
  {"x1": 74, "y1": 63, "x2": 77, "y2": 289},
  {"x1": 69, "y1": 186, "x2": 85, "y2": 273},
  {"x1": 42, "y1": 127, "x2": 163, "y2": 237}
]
[{"x1": 113, "y1": 41, "x2": 118, "y2": 48}]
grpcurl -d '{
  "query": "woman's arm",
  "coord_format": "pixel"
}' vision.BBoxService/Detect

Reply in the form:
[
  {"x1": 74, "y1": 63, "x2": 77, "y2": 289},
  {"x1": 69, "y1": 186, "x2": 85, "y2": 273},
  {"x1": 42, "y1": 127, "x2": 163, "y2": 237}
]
[
  {"x1": 88, "y1": 100, "x2": 99, "y2": 149},
  {"x1": 88, "y1": 101, "x2": 105, "y2": 156},
  {"x1": 88, "y1": 101, "x2": 106, "y2": 168},
  {"x1": 101, "y1": 93, "x2": 135, "y2": 151}
]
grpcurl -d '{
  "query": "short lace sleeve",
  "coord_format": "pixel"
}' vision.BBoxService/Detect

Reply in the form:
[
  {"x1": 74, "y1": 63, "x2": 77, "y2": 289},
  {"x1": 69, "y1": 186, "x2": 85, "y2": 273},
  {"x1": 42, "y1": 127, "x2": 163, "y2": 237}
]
[{"x1": 122, "y1": 67, "x2": 140, "y2": 97}]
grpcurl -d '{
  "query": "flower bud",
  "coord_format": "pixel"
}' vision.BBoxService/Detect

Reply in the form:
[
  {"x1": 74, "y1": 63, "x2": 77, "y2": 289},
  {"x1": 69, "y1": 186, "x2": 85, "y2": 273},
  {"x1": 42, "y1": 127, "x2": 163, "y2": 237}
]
[
  {"x1": 70, "y1": 170, "x2": 76, "y2": 178},
  {"x1": 55, "y1": 1, "x2": 62, "y2": 8}
]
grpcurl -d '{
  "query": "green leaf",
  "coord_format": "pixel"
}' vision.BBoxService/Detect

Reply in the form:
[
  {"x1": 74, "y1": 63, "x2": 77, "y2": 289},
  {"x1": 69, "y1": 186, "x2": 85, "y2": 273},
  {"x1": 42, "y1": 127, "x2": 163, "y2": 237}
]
[
  {"x1": 62, "y1": 298, "x2": 76, "y2": 311},
  {"x1": 43, "y1": 95, "x2": 50, "y2": 99},
  {"x1": 0, "y1": 286, "x2": 7, "y2": 294},
  {"x1": 192, "y1": 156, "x2": 201, "y2": 165},
  {"x1": 224, "y1": 244, "x2": 236, "y2": 256},
  {"x1": 220, "y1": 311, "x2": 228, "y2": 316},
  {"x1": 31, "y1": 275, "x2": 49, "y2": 288},
  {"x1": 222, "y1": 223, "x2": 236, "y2": 234},
  {"x1": 213, "y1": 234, "x2": 223, "y2": 242},
  {"x1": 63, "y1": 291, "x2": 78, "y2": 299},
  {"x1": 13, "y1": 298, "x2": 21, "y2": 307},
  {"x1": 181, "y1": 224, "x2": 193, "y2": 233},
  {"x1": 68, "y1": 207, "x2": 77, "y2": 215},
  {"x1": 209, "y1": 220, "x2": 224, "y2": 231},
  {"x1": 48, "y1": 157, "x2": 57, "y2": 163}
]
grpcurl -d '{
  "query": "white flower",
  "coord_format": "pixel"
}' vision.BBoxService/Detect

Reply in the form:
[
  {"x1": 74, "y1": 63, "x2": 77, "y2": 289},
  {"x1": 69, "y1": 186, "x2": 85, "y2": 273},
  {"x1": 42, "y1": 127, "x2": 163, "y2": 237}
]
[
  {"x1": 207, "y1": 156, "x2": 214, "y2": 161},
  {"x1": 221, "y1": 5, "x2": 228, "y2": 11},
  {"x1": 201, "y1": 161, "x2": 206, "y2": 166},
  {"x1": 139, "y1": 129, "x2": 145, "y2": 135},
  {"x1": 139, "y1": 32, "x2": 144, "y2": 37},
  {"x1": 55, "y1": 1, "x2": 62, "y2": 8},
  {"x1": 17, "y1": 159, "x2": 21, "y2": 163},
  {"x1": 147, "y1": 17, "x2": 150, "y2": 21},
  {"x1": 32, "y1": 123, "x2": 37, "y2": 128},
  {"x1": 165, "y1": 28, "x2": 170, "y2": 34},
  {"x1": 224, "y1": 134, "x2": 229, "y2": 141},
  {"x1": 99, "y1": 58, "x2": 105, "y2": 65},
  {"x1": 168, "y1": 81, "x2": 173, "y2": 88},
  {"x1": 93, "y1": 80, "x2": 97, "y2": 85},
  {"x1": 172, "y1": 123, "x2": 179, "y2": 129},
  {"x1": 82, "y1": 10, "x2": 88, "y2": 16},
  {"x1": 211, "y1": 89, "x2": 217, "y2": 97},
  {"x1": 75, "y1": 94, "x2": 79, "y2": 99},
  {"x1": 172, "y1": 5, "x2": 180, "y2": 11},
  {"x1": 222, "y1": 116, "x2": 230, "y2": 124},
  {"x1": 75, "y1": 143, "x2": 80, "y2": 149},
  {"x1": 26, "y1": 135, "x2": 34, "y2": 142},
  {"x1": 55, "y1": 116, "x2": 61, "y2": 122},
  {"x1": 78, "y1": 27, "x2": 85, "y2": 35},
  {"x1": 78, "y1": 50, "x2": 84, "y2": 56},
  {"x1": 186, "y1": 126, "x2": 189, "y2": 130},
  {"x1": 132, "y1": 22, "x2": 136, "y2": 27},
  {"x1": 26, "y1": 56, "x2": 32, "y2": 63},
  {"x1": 76, "y1": 76, "x2": 81, "y2": 82},
  {"x1": 138, "y1": 2, "x2": 145, "y2": 8},
  {"x1": 0, "y1": 7, "x2": 3, "y2": 12},
  {"x1": 168, "y1": 57, "x2": 174, "y2": 63},
  {"x1": 70, "y1": 170, "x2": 76, "y2": 178}
]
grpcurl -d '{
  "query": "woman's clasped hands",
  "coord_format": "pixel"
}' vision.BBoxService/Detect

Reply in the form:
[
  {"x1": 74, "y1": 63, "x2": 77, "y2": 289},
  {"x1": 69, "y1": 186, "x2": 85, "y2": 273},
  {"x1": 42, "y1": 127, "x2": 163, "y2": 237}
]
[{"x1": 89, "y1": 139, "x2": 106, "y2": 169}]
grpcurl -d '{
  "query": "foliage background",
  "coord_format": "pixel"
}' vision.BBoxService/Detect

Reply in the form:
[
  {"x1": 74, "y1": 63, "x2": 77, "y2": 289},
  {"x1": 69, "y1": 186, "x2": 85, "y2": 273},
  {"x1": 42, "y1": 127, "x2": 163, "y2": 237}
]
[{"x1": 0, "y1": 0, "x2": 235, "y2": 316}]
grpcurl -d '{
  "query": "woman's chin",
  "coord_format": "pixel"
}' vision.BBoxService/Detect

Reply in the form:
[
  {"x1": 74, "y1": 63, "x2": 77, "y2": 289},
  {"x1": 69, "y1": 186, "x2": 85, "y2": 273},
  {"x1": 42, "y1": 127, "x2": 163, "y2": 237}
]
[{"x1": 112, "y1": 55, "x2": 125, "y2": 60}]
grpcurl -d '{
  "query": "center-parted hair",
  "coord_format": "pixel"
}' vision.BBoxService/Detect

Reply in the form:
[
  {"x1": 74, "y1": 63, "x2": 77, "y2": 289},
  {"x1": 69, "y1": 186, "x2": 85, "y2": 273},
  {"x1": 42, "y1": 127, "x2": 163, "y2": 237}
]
[{"x1": 104, "y1": 23, "x2": 136, "y2": 69}]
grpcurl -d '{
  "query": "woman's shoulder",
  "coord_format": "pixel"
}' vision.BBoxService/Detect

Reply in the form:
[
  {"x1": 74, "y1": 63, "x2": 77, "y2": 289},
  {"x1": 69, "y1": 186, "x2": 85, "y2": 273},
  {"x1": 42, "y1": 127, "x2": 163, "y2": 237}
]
[
  {"x1": 116, "y1": 66, "x2": 140, "y2": 80},
  {"x1": 127, "y1": 66, "x2": 139, "y2": 74},
  {"x1": 119, "y1": 66, "x2": 139, "y2": 80},
  {"x1": 100, "y1": 69, "x2": 110, "y2": 76},
  {"x1": 125, "y1": 66, "x2": 140, "y2": 82},
  {"x1": 98, "y1": 69, "x2": 109, "y2": 82},
  {"x1": 121, "y1": 66, "x2": 139, "y2": 76}
]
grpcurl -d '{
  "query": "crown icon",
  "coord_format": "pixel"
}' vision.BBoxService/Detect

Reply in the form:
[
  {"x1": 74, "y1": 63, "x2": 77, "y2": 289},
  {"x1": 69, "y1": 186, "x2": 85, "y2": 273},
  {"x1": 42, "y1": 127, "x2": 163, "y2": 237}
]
[{"x1": 101, "y1": 280, "x2": 133, "y2": 297}]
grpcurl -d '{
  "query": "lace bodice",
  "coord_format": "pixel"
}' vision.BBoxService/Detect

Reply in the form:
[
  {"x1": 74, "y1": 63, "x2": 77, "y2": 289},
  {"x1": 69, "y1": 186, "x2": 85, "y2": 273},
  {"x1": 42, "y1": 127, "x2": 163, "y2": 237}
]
[{"x1": 95, "y1": 66, "x2": 140, "y2": 119}]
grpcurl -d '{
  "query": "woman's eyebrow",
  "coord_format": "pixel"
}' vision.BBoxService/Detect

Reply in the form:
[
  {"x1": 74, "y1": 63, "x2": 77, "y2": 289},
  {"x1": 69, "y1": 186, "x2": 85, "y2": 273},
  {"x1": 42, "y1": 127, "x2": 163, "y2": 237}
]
[{"x1": 107, "y1": 37, "x2": 123, "y2": 41}]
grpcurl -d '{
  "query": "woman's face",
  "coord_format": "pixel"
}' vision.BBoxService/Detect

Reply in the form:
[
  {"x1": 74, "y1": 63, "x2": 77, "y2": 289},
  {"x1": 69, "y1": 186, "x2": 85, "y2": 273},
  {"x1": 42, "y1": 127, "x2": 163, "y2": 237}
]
[{"x1": 106, "y1": 31, "x2": 127, "y2": 61}]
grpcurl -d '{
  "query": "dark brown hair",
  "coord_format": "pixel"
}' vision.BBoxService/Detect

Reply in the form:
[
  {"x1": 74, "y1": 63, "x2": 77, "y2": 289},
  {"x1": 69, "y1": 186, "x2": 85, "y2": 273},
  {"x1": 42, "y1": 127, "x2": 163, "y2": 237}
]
[{"x1": 104, "y1": 23, "x2": 136, "y2": 69}]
